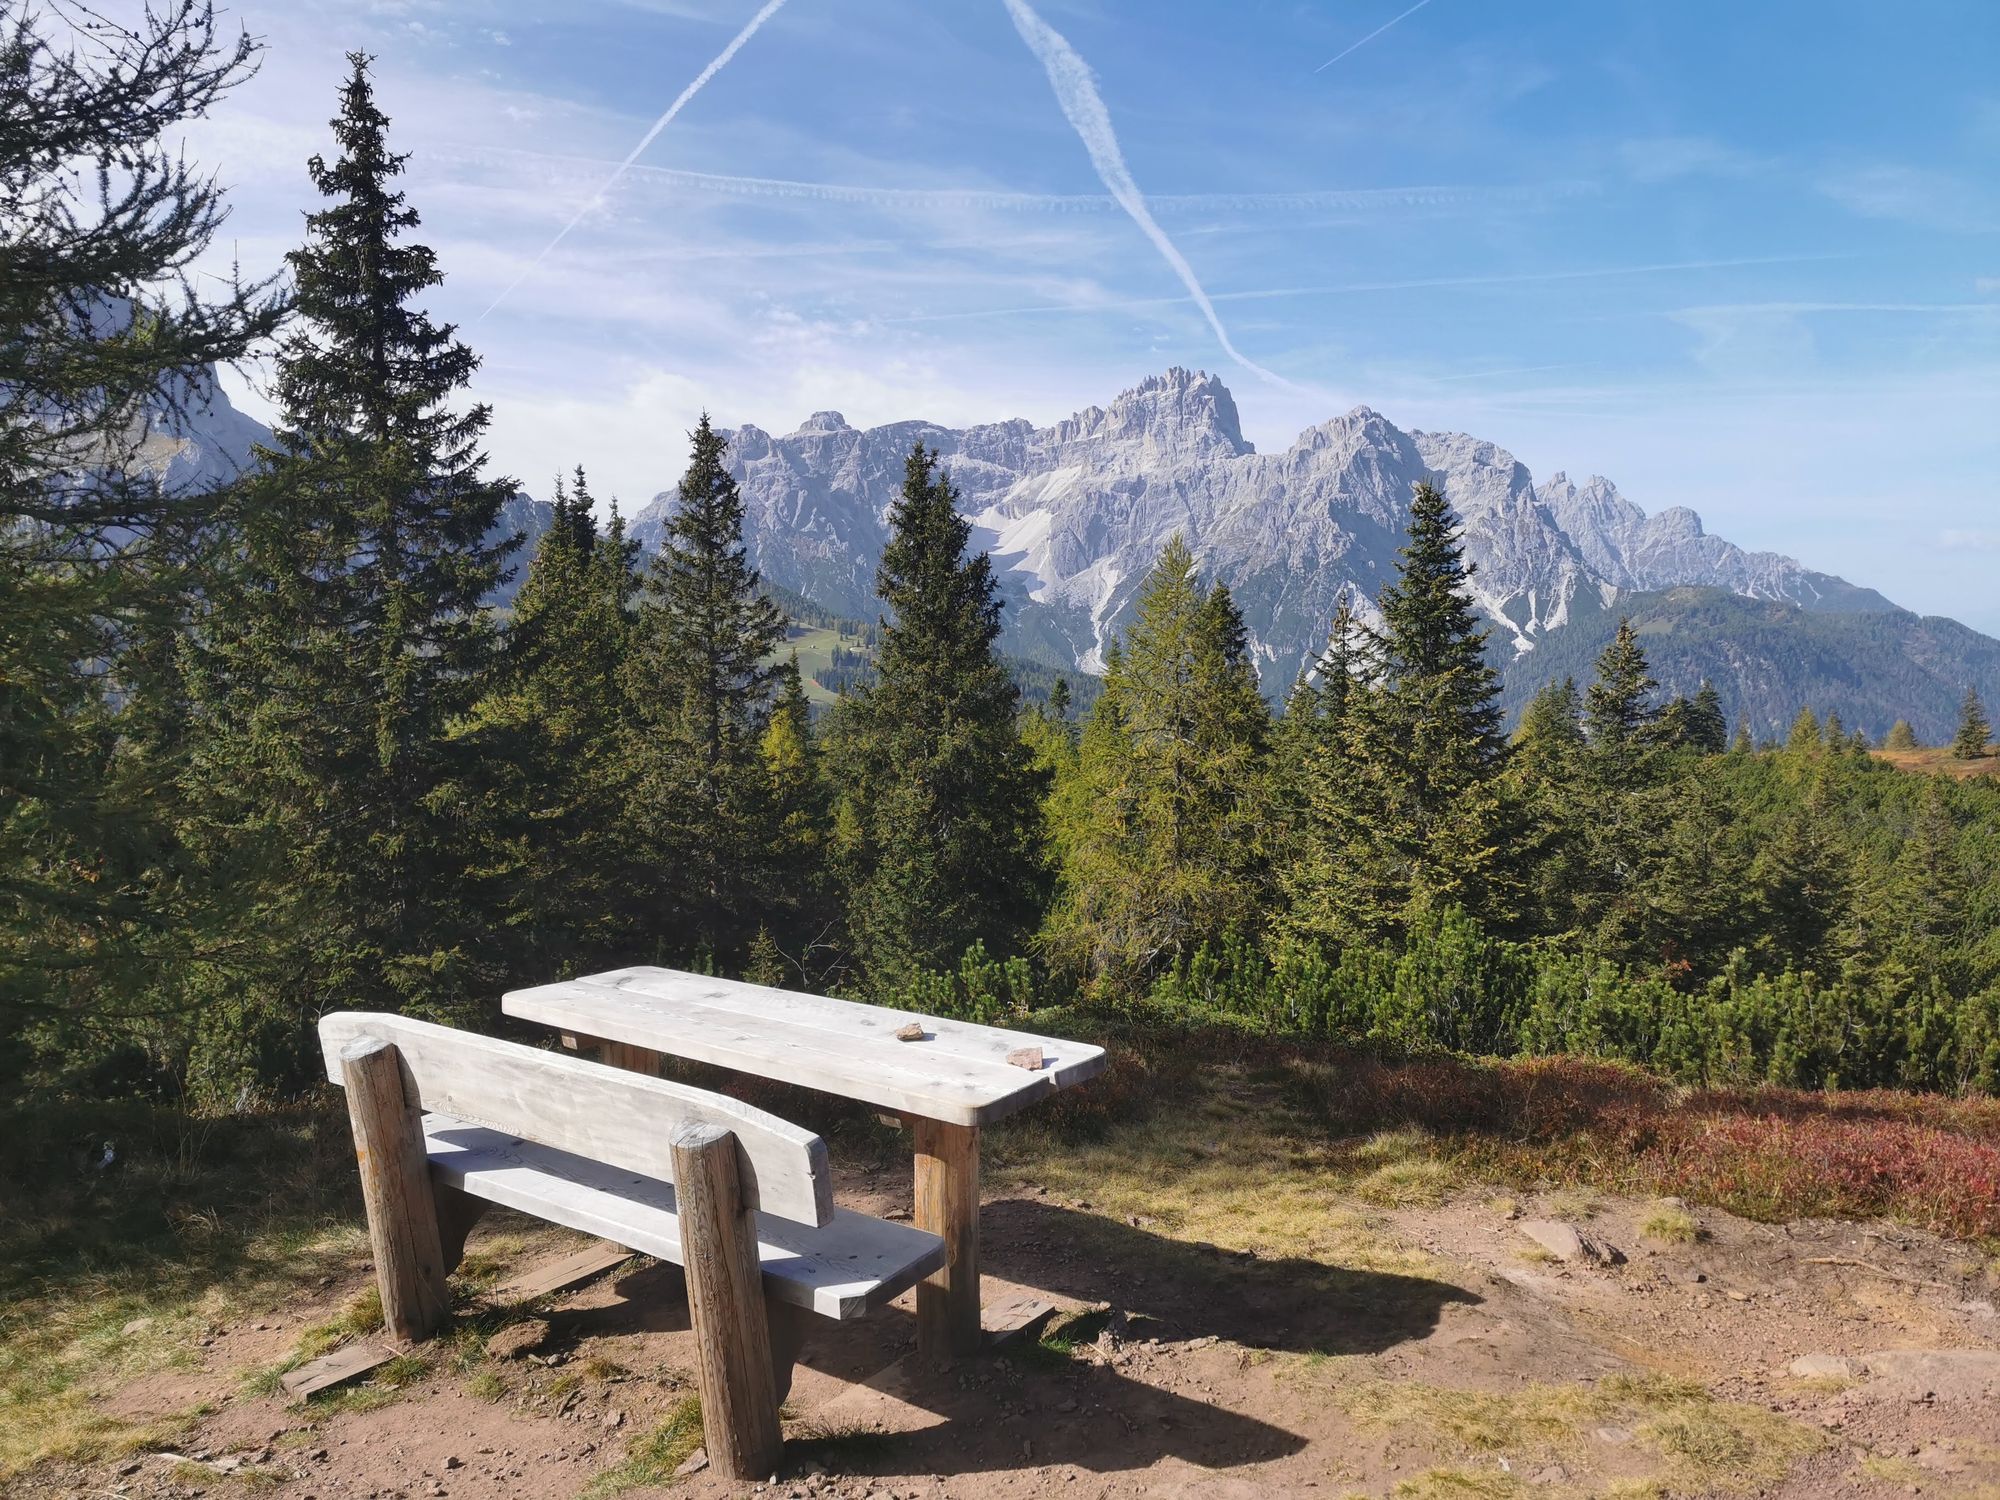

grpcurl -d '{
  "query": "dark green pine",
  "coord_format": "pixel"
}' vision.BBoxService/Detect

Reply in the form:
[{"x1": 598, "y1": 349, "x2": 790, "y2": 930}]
[
  {"x1": 837, "y1": 443, "x2": 1044, "y2": 991},
  {"x1": 627, "y1": 414, "x2": 787, "y2": 964}
]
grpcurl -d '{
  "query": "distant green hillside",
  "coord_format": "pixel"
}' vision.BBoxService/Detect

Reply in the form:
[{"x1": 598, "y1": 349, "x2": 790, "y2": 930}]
[
  {"x1": 1497, "y1": 586, "x2": 2000, "y2": 743},
  {"x1": 765, "y1": 587, "x2": 1097, "y2": 715}
]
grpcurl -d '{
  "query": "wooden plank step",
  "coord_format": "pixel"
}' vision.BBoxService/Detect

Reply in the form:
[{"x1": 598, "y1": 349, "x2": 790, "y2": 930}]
[
  {"x1": 280, "y1": 1341, "x2": 399, "y2": 1398},
  {"x1": 981, "y1": 1294, "x2": 1059, "y2": 1347},
  {"x1": 494, "y1": 1242, "x2": 634, "y2": 1304}
]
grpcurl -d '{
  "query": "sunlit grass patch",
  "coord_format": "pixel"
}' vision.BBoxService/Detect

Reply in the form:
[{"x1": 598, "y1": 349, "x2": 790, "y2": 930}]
[
  {"x1": 587, "y1": 1395, "x2": 704, "y2": 1494},
  {"x1": 1639, "y1": 1202, "x2": 1701, "y2": 1244},
  {"x1": 987, "y1": 1067, "x2": 1439, "y2": 1274},
  {"x1": 1327, "y1": 1369, "x2": 1820, "y2": 1493}
]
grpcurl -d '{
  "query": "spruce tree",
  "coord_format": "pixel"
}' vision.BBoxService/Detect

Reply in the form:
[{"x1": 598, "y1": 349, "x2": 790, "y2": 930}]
[
  {"x1": 835, "y1": 444, "x2": 1043, "y2": 990},
  {"x1": 1044, "y1": 538, "x2": 1270, "y2": 982},
  {"x1": 183, "y1": 54, "x2": 517, "y2": 1083},
  {"x1": 627, "y1": 415, "x2": 786, "y2": 964},
  {"x1": 1583, "y1": 619, "x2": 1657, "y2": 785},
  {"x1": 1885, "y1": 719, "x2": 1919, "y2": 751},
  {"x1": 1786, "y1": 707, "x2": 1822, "y2": 755},
  {"x1": 456, "y1": 468, "x2": 640, "y2": 974},
  {"x1": 1688, "y1": 681, "x2": 1728, "y2": 753},
  {"x1": 1, "y1": 3, "x2": 280, "y2": 1081},
  {"x1": 1952, "y1": 688, "x2": 1992, "y2": 759},
  {"x1": 1730, "y1": 723, "x2": 1754, "y2": 754},
  {"x1": 1282, "y1": 483, "x2": 1508, "y2": 945},
  {"x1": 755, "y1": 655, "x2": 835, "y2": 980}
]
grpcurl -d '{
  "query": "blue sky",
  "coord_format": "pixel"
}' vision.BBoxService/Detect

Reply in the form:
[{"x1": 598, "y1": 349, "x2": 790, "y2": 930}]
[{"x1": 186, "y1": 0, "x2": 2000, "y2": 631}]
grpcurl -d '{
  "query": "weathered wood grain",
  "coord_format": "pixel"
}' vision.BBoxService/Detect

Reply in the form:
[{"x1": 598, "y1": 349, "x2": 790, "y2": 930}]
[
  {"x1": 279, "y1": 1341, "x2": 399, "y2": 1398},
  {"x1": 501, "y1": 967, "x2": 1108, "y2": 1127},
  {"x1": 493, "y1": 1242, "x2": 634, "y2": 1304},
  {"x1": 673, "y1": 1123, "x2": 782, "y2": 1481},
  {"x1": 422, "y1": 1115, "x2": 944, "y2": 1319},
  {"x1": 319, "y1": 1012, "x2": 832, "y2": 1227},
  {"x1": 340, "y1": 1038, "x2": 451, "y2": 1345},
  {"x1": 913, "y1": 1118, "x2": 982, "y2": 1360}
]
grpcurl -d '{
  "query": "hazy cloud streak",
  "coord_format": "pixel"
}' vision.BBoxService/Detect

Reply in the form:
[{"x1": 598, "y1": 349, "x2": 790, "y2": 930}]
[
  {"x1": 999, "y1": 0, "x2": 1299, "y2": 390},
  {"x1": 1314, "y1": 0, "x2": 1436, "y2": 73},
  {"x1": 476, "y1": 0, "x2": 791, "y2": 322}
]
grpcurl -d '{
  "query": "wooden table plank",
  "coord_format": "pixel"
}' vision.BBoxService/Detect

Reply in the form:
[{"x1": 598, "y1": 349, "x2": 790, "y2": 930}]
[{"x1": 502, "y1": 968, "x2": 1107, "y2": 1127}]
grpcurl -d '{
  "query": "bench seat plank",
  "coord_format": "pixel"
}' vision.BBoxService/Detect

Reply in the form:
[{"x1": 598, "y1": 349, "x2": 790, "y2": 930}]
[
  {"x1": 502, "y1": 967, "x2": 1109, "y2": 1127},
  {"x1": 320, "y1": 1011, "x2": 833, "y2": 1226},
  {"x1": 424, "y1": 1116, "x2": 945, "y2": 1320}
]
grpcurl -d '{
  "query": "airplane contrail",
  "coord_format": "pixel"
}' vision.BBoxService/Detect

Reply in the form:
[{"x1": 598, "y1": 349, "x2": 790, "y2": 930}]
[
  {"x1": 1314, "y1": 0, "x2": 1436, "y2": 73},
  {"x1": 999, "y1": 0, "x2": 1301, "y2": 391},
  {"x1": 476, "y1": 0, "x2": 791, "y2": 323}
]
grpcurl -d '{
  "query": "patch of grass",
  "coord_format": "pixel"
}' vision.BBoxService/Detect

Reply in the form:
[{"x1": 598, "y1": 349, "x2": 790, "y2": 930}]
[
  {"x1": 1857, "y1": 1452, "x2": 1927, "y2": 1486},
  {"x1": 1352, "y1": 1157, "x2": 1457, "y2": 1208},
  {"x1": 466, "y1": 1368, "x2": 507, "y2": 1403},
  {"x1": 986, "y1": 1066, "x2": 1437, "y2": 1276},
  {"x1": 1639, "y1": 1203, "x2": 1701, "y2": 1245},
  {"x1": 588, "y1": 1395, "x2": 704, "y2": 1495},
  {"x1": 1329, "y1": 1370, "x2": 1820, "y2": 1493},
  {"x1": 1391, "y1": 1468, "x2": 1525, "y2": 1499},
  {"x1": 582, "y1": 1355, "x2": 630, "y2": 1382}
]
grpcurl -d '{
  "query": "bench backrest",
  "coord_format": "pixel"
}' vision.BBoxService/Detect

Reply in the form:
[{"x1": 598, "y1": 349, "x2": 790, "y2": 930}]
[{"x1": 319, "y1": 1011, "x2": 833, "y2": 1227}]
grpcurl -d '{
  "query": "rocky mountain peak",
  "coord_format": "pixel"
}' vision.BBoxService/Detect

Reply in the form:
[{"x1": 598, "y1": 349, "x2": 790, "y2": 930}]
[
  {"x1": 796, "y1": 411, "x2": 850, "y2": 435},
  {"x1": 1053, "y1": 366, "x2": 1250, "y2": 463}
]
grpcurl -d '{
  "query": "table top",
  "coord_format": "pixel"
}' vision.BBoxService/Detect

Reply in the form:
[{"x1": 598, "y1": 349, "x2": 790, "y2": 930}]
[{"x1": 502, "y1": 966, "x2": 1109, "y2": 1128}]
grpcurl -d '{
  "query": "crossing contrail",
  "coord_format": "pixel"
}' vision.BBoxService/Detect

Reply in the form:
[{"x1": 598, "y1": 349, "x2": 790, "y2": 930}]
[
  {"x1": 1314, "y1": 0, "x2": 1436, "y2": 73},
  {"x1": 475, "y1": 0, "x2": 791, "y2": 322},
  {"x1": 999, "y1": 0, "x2": 1300, "y2": 391}
]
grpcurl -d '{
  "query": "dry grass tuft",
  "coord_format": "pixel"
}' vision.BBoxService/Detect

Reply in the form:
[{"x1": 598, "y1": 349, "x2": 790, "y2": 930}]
[
  {"x1": 586, "y1": 1396, "x2": 704, "y2": 1494},
  {"x1": 1639, "y1": 1202, "x2": 1701, "y2": 1244}
]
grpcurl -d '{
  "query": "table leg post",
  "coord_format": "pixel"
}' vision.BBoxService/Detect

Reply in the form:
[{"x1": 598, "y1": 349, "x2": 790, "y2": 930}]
[{"x1": 913, "y1": 1118, "x2": 982, "y2": 1360}]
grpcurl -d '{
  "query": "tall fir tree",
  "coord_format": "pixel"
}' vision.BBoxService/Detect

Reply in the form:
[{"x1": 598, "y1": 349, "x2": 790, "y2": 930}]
[
  {"x1": 456, "y1": 468, "x2": 640, "y2": 975},
  {"x1": 833, "y1": 444, "x2": 1043, "y2": 990},
  {"x1": 182, "y1": 53, "x2": 516, "y2": 1086},
  {"x1": 754, "y1": 655, "x2": 836, "y2": 982},
  {"x1": 1281, "y1": 483, "x2": 1509, "y2": 947},
  {"x1": 1043, "y1": 538, "x2": 1270, "y2": 983},
  {"x1": 1952, "y1": 688, "x2": 1992, "y2": 759},
  {"x1": 1687, "y1": 681, "x2": 1728, "y2": 753},
  {"x1": 1583, "y1": 619, "x2": 1658, "y2": 785},
  {"x1": 626, "y1": 415, "x2": 786, "y2": 965},
  {"x1": 1, "y1": 2, "x2": 281, "y2": 1088},
  {"x1": 1884, "y1": 719, "x2": 1919, "y2": 751}
]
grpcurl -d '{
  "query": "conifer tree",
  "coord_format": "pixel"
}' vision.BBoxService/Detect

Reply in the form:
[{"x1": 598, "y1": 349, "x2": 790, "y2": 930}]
[
  {"x1": 835, "y1": 444, "x2": 1043, "y2": 990},
  {"x1": 1282, "y1": 483, "x2": 1509, "y2": 945},
  {"x1": 1, "y1": 2, "x2": 281, "y2": 1076},
  {"x1": 1688, "y1": 681, "x2": 1728, "y2": 753},
  {"x1": 456, "y1": 468, "x2": 640, "y2": 973},
  {"x1": 1504, "y1": 676, "x2": 1590, "y2": 938},
  {"x1": 1952, "y1": 688, "x2": 1992, "y2": 759},
  {"x1": 1730, "y1": 724, "x2": 1754, "y2": 754},
  {"x1": 183, "y1": 54, "x2": 517, "y2": 1080},
  {"x1": 1786, "y1": 707, "x2": 1822, "y2": 755},
  {"x1": 754, "y1": 655, "x2": 835, "y2": 981},
  {"x1": 1822, "y1": 710, "x2": 1847, "y2": 753},
  {"x1": 1885, "y1": 719, "x2": 1919, "y2": 751},
  {"x1": 1583, "y1": 619, "x2": 1658, "y2": 786},
  {"x1": 627, "y1": 415, "x2": 786, "y2": 963},
  {"x1": 1044, "y1": 538, "x2": 1270, "y2": 982}
]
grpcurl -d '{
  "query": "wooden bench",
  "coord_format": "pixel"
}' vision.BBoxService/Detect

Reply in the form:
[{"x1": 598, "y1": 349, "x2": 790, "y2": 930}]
[
  {"x1": 501, "y1": 966, "x2": 1109, "y2": 1359},
  {"x1": 318, "y1": 1012, "x2": 945, "y2": 1479}
]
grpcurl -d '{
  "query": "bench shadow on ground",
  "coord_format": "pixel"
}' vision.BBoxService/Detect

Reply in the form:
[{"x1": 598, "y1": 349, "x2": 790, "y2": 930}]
[{"x1": 531, "y1": 1200, "x2": 1476, "y2": 1477}]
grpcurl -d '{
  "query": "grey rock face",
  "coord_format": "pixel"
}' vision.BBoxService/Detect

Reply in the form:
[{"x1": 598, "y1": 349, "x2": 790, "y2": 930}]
[{"x1": 633, "y1": 367, "x2": 1897, "y2": 688}]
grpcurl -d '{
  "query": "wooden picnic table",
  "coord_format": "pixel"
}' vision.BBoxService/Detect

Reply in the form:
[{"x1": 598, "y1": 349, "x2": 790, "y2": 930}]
[{"x1": 501, "y1": 965, "x2": 1108, "y2": 1358}]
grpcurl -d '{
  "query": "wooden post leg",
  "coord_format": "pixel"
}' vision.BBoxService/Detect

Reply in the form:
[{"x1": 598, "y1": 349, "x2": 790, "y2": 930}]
[
  {"x1": 913, "y1": 1118, "x2": 982, "y2": 1361},
  {"x1": 560, "y1": 1030, "x2": 661, "y2": 1077},
  {"x1": 764, "y1": 1292, "x2": 809, "y2": 1405},
  {"x1": 599, "y1": 1040, "x2": 662, "y2": 1076},
  {"x1": 672, "y1": 1124, "x2": 782, "y2": 1480},
  {"x1": 339, "y1": 1038, "x2": 451, "y2": 1345}
]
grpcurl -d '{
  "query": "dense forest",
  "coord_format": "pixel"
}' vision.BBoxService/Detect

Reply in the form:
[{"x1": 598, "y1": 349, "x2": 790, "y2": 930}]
[{"x1": 7, "y1": 10, "x2": 1999, "y2": 1112}]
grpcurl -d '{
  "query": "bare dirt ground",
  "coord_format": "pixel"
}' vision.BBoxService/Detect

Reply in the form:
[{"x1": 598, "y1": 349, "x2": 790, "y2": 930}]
[{"x1": 17, "y1": 1074, "x2": 2000, "y2": 1500}]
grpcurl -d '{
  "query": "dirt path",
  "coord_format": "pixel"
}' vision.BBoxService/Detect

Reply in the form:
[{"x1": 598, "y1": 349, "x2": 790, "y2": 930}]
[{"x1": 23, "y1": 1090, "x2": 2000, "y2": 1500}]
